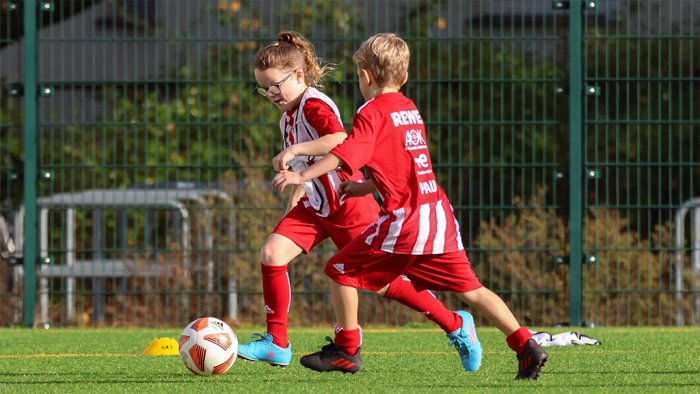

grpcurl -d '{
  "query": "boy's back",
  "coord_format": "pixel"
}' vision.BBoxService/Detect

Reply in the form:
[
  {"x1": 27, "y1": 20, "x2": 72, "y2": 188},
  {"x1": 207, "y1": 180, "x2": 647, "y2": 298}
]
[{"x1": 331, "y1": 92, "x2": 464, "y2": 255}]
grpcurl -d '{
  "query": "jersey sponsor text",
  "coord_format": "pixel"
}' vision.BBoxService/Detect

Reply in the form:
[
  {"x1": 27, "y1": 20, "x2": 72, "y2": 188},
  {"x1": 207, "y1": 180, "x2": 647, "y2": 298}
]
[
  {"x1": 419, "y1": 180, "x2": 437, "y2": 195},
  {"x1": 391, "y1": 110, "x2": 423, "y2": 127}
]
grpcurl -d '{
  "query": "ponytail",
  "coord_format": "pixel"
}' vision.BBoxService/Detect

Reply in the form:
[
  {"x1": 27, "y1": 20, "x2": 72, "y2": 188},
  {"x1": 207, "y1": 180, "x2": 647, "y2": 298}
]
[{"x1": 254, "y1": 31, "x2": 335, "y2": 89}]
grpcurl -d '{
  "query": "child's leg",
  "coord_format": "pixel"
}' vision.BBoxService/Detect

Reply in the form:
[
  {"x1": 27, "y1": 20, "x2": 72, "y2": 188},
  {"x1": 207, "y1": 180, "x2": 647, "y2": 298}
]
[
  {"x1": 400, "y1": 251, "x2": 528, "y2": 350},
  {"x1": 238, "y1": 233, "x2": 303, "y2": 366},
  {"x1": 383, "y1": 275, "x2": 482, "y2": 371},
  {"x1": 300, "y1": 277, "x2": 363, "y2": 373},
  {"x1": 328, "y1": 279, "x2": 362, "y2": 355},
  {"x1": 258, "y1": 233, "x2": 303, "y2": 348},
  {"x1": 457, "y1": 287, "x2": 528, "y2": 350},
  {"x1": 383, "y1": 276, "x2": 461, "y2": 334},
  {"x1": 329, "y1": 278, "x2": 359, "y2": 330},
  {"x1": 252, "y1": 205, "x2": 326, "y2": 351},
  {"x1": 458, "y1": 286, "x2": 548, "y2": 379}
]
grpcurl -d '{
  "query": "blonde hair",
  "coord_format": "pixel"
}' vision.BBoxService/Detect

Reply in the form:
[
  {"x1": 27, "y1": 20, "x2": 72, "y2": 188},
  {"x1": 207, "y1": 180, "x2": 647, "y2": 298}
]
[
  {"x1": 352, "y1": 32, "x2": 409, "y2": 87},
  {"x1": 254, "y1": 31, "x2": 334, "y2": 89}
]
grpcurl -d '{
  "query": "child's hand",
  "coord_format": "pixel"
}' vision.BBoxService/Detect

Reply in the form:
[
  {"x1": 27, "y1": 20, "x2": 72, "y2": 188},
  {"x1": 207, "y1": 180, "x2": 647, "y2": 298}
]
[
  {"x1": 273, "y1": 170, "x2": 303, "y2": 192},
  {"x1": 339, "y1": 180, "x2": 376, "y2": 202},
  {"x1": 339, "y1": 180, "x2": 374, "y2": 200},
  {"x1": 272, "y1": 148, "x2": 295, "y2": 172}
]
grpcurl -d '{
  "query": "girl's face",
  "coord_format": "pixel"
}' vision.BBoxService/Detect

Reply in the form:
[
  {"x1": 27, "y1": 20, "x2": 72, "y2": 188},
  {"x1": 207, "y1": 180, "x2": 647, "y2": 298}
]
[{"x1": 254, "y1": 67, "x2": 306, "y2": 111}]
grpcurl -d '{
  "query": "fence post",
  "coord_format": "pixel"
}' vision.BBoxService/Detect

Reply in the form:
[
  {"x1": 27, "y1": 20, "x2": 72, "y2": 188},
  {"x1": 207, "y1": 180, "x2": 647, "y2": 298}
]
[
  {"x1": 22, "y1": 0, "x2": 38, "y2": 328},
  {"x1": 568, "y1": 0, "x2": 584, "y2": 327}
]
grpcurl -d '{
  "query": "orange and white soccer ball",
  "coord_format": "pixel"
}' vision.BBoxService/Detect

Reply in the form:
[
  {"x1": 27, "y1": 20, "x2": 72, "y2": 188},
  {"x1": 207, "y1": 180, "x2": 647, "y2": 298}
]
[{"x1": 179, "y1": 317, "x2": 238, "y2": 376}]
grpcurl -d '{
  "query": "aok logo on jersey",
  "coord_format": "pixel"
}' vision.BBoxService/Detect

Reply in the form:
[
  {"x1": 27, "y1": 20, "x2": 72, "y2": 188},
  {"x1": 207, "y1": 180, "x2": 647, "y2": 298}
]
[{"x1": 404, "y1": 129, "x2": 427, "y2": 151}]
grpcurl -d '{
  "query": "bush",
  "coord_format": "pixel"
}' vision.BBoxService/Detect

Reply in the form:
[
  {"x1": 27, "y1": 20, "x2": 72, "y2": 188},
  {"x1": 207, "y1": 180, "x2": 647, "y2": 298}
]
[{"x1": 473, "y1": 187, "x2": 678, "y2": 326}]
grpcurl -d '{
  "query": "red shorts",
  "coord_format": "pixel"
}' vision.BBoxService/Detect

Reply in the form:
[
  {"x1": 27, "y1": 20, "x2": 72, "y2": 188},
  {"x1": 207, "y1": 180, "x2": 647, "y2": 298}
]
[
  {"x1": 273, "y1": 194, "x2": 379, "y2": 253},
  {"x1": 324, "y1": 236, "x2": 482, "y2": 292}
]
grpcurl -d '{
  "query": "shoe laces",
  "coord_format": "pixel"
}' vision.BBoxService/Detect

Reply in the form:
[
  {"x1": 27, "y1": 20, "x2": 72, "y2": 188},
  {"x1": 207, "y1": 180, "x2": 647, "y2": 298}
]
[
  {"x1": 448, "y1": 332, "x2": 470, "y2": 356},
  {"x1": 319, "y1": 336, "x2": 338, "y2": 354},
  {"x1": 249, "y1": 333, "x2": 272, "y2": 343}
]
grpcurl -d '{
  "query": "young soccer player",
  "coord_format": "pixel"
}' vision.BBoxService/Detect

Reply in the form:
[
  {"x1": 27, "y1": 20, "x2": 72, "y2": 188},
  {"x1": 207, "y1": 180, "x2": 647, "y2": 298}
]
[
  {"x1": 239, "y1": 31, "x2": 483, "y2": 372},
  {"x1": 272, "y1": 32, "x2": 548, "y2": 380}
]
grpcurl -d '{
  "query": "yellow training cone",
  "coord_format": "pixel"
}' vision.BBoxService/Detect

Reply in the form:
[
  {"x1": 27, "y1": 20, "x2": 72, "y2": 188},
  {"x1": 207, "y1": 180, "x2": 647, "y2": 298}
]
[{"x1": 143, "y1": 337, "x2": 179, "y2": 355}]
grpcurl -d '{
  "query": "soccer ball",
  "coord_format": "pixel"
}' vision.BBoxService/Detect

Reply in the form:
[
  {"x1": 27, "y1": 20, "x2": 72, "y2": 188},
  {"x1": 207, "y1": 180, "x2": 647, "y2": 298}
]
[{"x1": 179, "y1": 317, "x2": 238, "y2": 376}]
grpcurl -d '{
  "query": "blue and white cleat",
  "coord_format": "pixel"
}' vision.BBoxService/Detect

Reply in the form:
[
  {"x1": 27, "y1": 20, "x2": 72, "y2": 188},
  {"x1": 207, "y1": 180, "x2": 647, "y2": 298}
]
[
  {"x1": 447, "y1": 310, "x2": 483, "y2": 371},
  {"x1": 237, "y1": 333, "x2": 292, "y2": 367}
]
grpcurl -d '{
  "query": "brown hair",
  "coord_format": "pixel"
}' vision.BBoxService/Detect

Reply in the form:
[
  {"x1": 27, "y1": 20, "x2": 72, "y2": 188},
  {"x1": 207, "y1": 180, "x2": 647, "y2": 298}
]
[
  {"x1": 352, "y1": 32, "x2": 409, "y2": 88},
  {"x1": 254, "y1": 31, "x2": 334, "y2": 89}
]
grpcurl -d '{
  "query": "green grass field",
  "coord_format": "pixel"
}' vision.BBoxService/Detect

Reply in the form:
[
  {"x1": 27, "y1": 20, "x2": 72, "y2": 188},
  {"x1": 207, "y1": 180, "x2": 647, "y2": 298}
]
[{"x1": 0, "y1": 326, "x2": 698, "y2": 393}]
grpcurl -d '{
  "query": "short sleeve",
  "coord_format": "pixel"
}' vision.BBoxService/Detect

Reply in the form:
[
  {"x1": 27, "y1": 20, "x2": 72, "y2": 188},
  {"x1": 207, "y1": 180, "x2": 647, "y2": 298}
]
[
  {"x1": 331, "y1": 108, "x2": 376, "y2": 177},
  {"x1": 303, "y1": 98, "x2": 346, "y2": 136}
]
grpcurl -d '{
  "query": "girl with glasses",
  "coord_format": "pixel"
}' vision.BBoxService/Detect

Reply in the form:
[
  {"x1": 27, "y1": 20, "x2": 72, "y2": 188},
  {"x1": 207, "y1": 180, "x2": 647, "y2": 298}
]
[{"x1": 238, "y1": 30, "x2": 380, "y2": 368}]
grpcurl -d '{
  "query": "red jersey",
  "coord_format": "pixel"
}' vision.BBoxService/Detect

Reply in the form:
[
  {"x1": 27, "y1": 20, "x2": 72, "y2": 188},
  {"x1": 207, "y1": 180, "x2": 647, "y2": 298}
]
[
  {"x1": 331, "y1": 92, "x2": 464, "y2": 254},
  {"x1": 281, "y1": 87, "x2": 362, "y2": 217}
]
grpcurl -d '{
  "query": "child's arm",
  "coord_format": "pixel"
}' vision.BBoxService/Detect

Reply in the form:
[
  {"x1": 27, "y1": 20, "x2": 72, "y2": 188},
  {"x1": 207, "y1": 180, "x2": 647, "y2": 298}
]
[
  {"x1": 273, "y1": 153, "x2": 343, "y2": 192},
  {"x1": 273, "y1": 133, "x2": 346, "y2": 172},
  {"x1": 339, "y1": 179, "x2": 376, "y2": 200}
]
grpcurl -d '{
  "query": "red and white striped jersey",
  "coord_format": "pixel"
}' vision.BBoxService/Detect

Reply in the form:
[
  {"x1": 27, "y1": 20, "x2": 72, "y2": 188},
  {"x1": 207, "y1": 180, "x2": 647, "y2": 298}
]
[
  {"x1": 280, "y1": 87, "x2": 360, "y2": 217},
  {"x1": 331, "y1": 92, "x2": 464, "y2": 254}
]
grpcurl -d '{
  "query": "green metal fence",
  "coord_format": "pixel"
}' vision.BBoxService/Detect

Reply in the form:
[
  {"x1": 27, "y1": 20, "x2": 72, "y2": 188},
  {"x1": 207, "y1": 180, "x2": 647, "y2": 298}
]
[
  {"x1": 582, "y1": 1, "x2": 699, "y2": 325},
  {"x1": 0, "y1": 0, "x2": 698, "y2": 328}
]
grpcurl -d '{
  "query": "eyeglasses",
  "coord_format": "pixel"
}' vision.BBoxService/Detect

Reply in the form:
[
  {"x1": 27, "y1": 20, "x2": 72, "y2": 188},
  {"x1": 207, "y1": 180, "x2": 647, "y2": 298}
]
[{"x1": 255, "y1": 72, "x2": 293, "y2": 97}]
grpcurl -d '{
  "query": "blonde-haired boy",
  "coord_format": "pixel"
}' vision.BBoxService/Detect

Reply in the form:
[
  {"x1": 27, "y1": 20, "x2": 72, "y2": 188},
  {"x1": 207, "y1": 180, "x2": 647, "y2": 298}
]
[{"x1": 273, "y1": 33, "x2": 548, "y2": 380}]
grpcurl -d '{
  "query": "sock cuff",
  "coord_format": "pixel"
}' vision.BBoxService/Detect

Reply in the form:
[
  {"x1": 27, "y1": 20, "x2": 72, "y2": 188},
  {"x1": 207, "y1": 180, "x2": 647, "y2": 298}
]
[
  {"x1": 334, "y1": 326, "x2": 362, "y2": 349},
  {"x1": 506, "y1": 326, "x2": 533, "y2": 353},
  {"x1": 262, "y1": 264, "x2": 288, "y2": 275}
]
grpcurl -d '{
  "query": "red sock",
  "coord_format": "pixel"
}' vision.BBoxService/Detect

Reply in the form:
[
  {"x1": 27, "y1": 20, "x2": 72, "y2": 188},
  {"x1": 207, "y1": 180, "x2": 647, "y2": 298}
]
[
  {"x1": 506, "y1": 327, "x2": 533, "y2": 353},
  {"x1": 384, "y1": 276, "x2": 461, "y2": 334},
  {"x1": 334, "y1": 326, "x2": 362, "y2": 355},
  {"x1": 261, "y1": 264, "x2": 290, "y2": 348}
]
